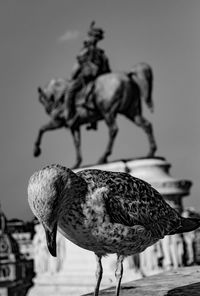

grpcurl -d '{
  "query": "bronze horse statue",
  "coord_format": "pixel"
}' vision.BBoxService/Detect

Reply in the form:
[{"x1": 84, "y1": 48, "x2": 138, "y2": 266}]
[{"x1": 33, "y1": 63, "x2": 157, "y2": 168}]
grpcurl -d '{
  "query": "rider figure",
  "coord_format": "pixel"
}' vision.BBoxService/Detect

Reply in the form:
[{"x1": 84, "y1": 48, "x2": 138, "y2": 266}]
[{"x1": 66, "y1": 21, "x2": 111, "y2": 128}]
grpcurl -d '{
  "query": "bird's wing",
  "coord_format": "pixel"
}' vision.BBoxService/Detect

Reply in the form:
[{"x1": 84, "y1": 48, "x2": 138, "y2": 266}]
[
  {"x1": 76, "y1": 169, "x2": 182, "y2": 238},
  {"x1": 103, "y1": 173, "x2": 182, "y2": 238}
]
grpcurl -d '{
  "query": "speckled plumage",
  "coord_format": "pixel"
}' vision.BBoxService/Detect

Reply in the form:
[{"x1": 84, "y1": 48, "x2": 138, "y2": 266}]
[{"x1": 28, "y1": 164, "x2": 200, "y2": 296}]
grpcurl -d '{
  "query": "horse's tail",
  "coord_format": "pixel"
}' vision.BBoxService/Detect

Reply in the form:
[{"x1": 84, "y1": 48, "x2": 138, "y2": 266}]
[
  {"x1": 144, "y1": 64, "x2": 153, "y2": 111},
  {"x1": 128, "y1": 63, "x2": 154, "y2": 112}
]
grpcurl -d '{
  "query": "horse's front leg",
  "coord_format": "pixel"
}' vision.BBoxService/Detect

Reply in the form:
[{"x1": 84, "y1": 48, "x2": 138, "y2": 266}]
[
  {"x1": 34, "y1": 120, "x2": 63, "y2": 157},
  {"x1": 70, "y1": 127, "x2": 82, "y2": 169},
  {"x1": 98, "y1": 115, "x2": 118, "y2": 164}
]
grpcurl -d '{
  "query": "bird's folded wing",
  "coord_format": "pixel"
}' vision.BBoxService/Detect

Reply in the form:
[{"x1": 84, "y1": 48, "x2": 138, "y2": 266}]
[{"x1": 104, "y1": 181, "x2": 182, "y2": 238}]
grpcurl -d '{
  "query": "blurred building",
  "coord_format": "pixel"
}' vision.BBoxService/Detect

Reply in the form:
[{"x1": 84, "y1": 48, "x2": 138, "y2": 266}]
[
  {"x1": 7, "y1": 218, "x2": 35, "y2": 260},
  {"x1": 0, "y1": 204, "x2": 34, "y2": 296}
]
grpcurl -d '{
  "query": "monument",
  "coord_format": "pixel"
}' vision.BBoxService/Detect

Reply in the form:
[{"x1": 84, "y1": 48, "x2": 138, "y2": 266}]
[
  {"x1": 33, "y1": 21, "x2": 157, "y2": 169},
  {"x1": 29, "y1": 22, "x2": 196, "y2": 296}
]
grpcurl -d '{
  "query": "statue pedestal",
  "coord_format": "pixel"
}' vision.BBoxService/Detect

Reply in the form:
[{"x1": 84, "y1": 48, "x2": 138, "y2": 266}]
[
  {"x1": 126, "y1": 157, "x2": 192, "y2": 211},
  {"x1": 28, "y1": 157, "x2": 192, "y2": 295},
  {"x1": 126, "y1": 157, "x2": 192, "y2": 273}
]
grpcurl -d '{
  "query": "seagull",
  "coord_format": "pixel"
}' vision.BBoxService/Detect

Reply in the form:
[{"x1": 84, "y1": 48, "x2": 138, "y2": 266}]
[{"x1": 28, "y1": 164, "x2": 200, "y2": 296}]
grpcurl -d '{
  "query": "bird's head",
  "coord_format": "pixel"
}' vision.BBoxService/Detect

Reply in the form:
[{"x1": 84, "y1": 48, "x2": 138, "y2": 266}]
[{"x1": 28, "y1": 165, "x2": 76, "y2": 257}]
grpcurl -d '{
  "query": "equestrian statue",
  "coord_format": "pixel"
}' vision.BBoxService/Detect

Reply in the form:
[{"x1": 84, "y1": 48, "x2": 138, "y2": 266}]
[{"x1": 33, "y1": 21, "x2": 157, "y2": 168}]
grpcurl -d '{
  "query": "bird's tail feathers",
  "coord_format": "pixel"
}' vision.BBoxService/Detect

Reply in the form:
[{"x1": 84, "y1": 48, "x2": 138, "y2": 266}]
[{"x1": 171, "y1": 217, "x2": 200, "y2": 234}]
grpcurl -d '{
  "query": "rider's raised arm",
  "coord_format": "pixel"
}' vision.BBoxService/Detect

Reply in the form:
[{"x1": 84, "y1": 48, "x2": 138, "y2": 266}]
[{"x1": 70, "y1": 46, "x2": 89, "y2": 80}]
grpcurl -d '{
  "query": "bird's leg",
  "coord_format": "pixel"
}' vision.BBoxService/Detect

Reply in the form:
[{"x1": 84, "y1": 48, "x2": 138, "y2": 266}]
[
  {"x1": 94, "y1": 254, "x2": 103, "y2": 296},
  {"x1": 115, "y1": 255, "x2": 124, "y2": 296}
]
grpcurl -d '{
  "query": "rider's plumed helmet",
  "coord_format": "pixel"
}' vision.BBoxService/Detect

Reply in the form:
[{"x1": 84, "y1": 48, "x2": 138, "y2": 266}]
[{"x1": 87, "y1": 21, "x2": 104, "y2": 42}]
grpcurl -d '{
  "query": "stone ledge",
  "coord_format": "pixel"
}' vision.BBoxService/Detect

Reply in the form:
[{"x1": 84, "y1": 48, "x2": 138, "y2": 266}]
[{"x1": 83, "y1": 266, "x2": 200, "y2": 296}]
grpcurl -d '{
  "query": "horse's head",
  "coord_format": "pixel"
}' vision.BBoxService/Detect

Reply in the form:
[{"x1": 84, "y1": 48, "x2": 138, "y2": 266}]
[
  {"x1": 37, "y1": 78, "x2": 69, "y2": 119},
  {"x1": 37, "y1": 86, "x2": 54, "y2": 114},
  {"x1": 37, "y1": 86, "x2": 43, "y2": 95},
  {"x1": 38, "y1": 86, "x2": 47, "y2": 102}
]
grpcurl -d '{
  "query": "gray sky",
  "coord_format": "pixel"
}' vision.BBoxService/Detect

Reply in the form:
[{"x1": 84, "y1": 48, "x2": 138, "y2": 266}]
[{"x1": 0, "y1": 0, "x2": 200, "y2": 221}]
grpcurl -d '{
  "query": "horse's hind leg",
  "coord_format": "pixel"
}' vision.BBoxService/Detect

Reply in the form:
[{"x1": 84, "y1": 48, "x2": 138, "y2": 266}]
[
  {"x1": 98, "y1": 113, "x2": 118, "y2": 164},
  {"x1": 129, "y1": 114, "x2": 157, "y2": 157},
  {"x1": 70, "y1": 127, "x2": 82, "y2": 169}
]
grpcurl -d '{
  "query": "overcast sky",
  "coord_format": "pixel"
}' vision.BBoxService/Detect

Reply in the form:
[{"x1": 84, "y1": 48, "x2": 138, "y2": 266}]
[{"x1": 0, "y1": 0, "x2": 200, "y2": 221}]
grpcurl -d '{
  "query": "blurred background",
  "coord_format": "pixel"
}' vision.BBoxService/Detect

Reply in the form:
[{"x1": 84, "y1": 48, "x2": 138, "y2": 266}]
[{"x1": 0, "y1": 0, "x2": 200, "y2": 221}]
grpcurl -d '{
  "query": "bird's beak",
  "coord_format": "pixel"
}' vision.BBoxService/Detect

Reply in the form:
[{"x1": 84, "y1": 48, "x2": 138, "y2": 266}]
[{"x1": 43, "y1": 222, "x2": 57, "y2": 257}]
